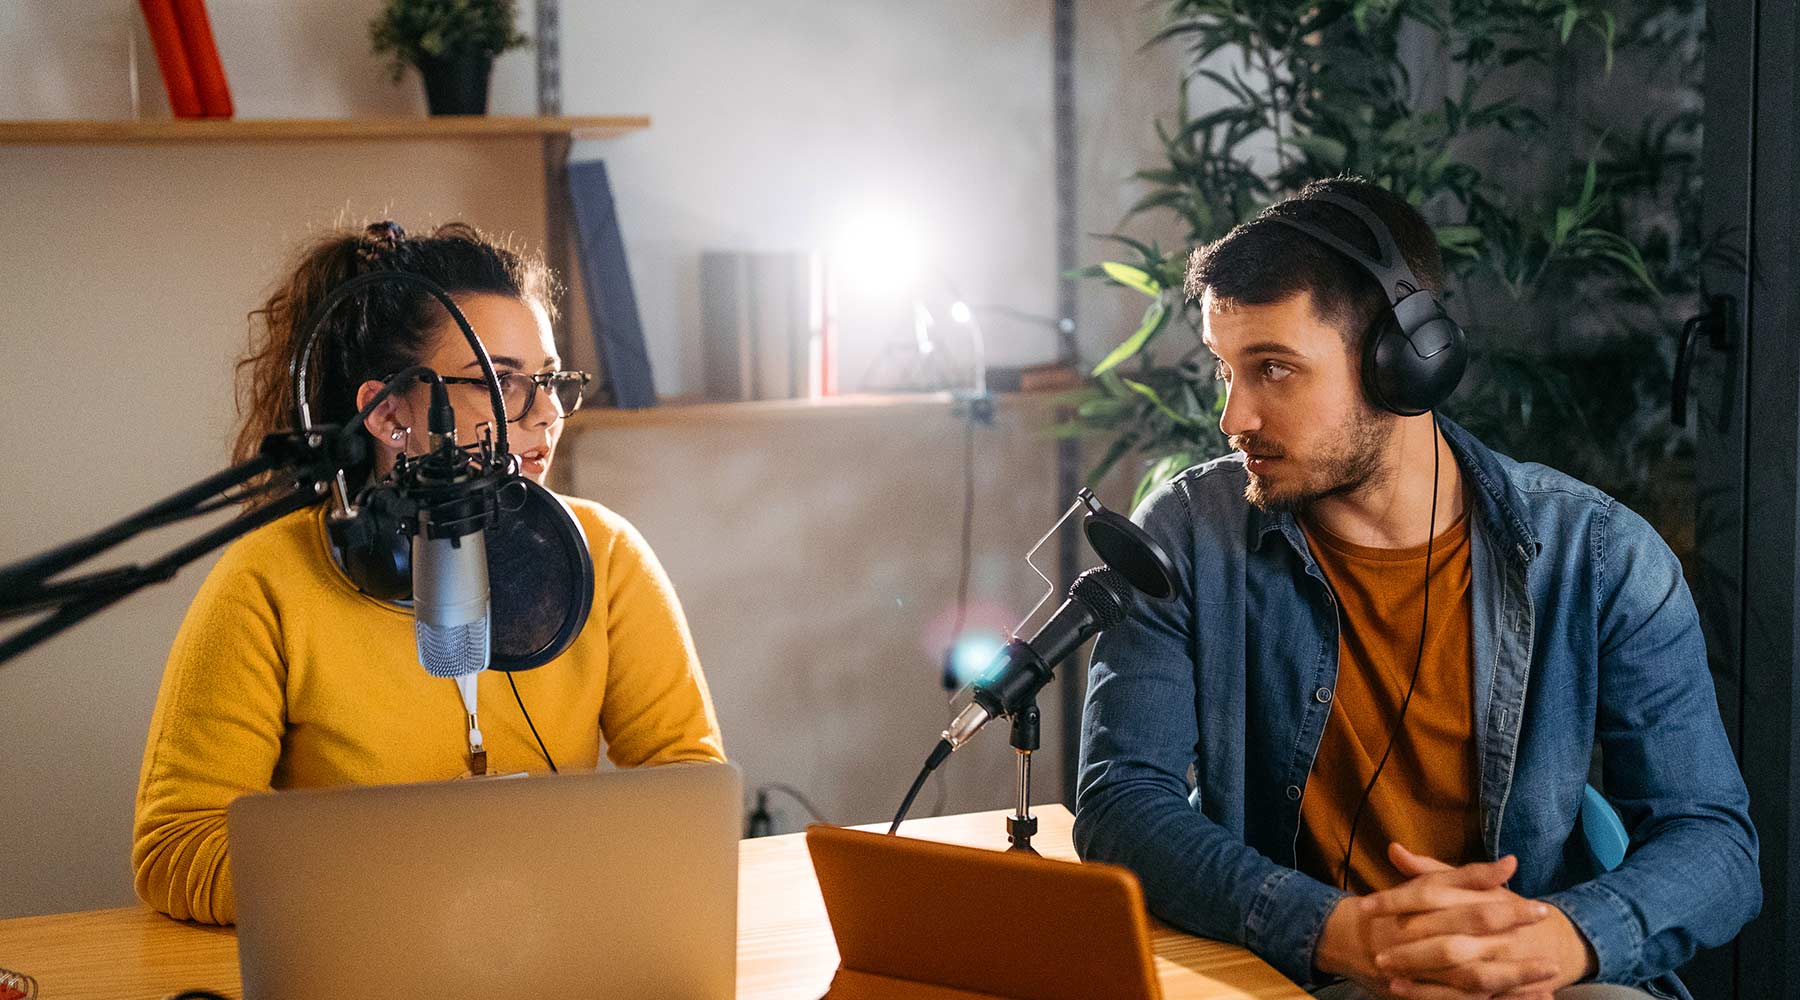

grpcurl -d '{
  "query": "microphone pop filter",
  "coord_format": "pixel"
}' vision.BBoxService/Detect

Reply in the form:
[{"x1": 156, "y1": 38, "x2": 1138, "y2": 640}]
[
  {"x1": 1081, "y1": 501, "x2": 1178, "y2": 602},
  {"x1": 486, "y1": 478, "x2": 595, "y2": 671}
]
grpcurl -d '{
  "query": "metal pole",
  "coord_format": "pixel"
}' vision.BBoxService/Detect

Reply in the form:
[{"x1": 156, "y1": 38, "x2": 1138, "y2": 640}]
[
  {"x1": 1052, "y1": 0, "x2": 1083, "y2": 809},
  {"x1": 535, "y1": 0, "x2": 562, "y2": 116}
]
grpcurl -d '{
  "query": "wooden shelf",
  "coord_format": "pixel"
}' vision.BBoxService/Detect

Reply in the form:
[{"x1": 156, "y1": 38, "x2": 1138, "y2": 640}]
[
  {"x1": 561, "y1": 390, "x2": 1069, "y2": 433},
  {"x1": 0, "y1": 115, "x2": 650, "y2": 146}
]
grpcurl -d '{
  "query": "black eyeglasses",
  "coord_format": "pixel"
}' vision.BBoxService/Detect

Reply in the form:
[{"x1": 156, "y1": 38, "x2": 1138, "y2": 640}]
[{"x1": 437, "y1": 371, "x2": 592, "y2": 423}]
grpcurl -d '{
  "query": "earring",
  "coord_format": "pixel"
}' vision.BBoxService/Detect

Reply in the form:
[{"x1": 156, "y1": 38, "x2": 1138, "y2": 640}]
[{"x1": 390, "y1": 425, "x2": 410, "y2": 443}]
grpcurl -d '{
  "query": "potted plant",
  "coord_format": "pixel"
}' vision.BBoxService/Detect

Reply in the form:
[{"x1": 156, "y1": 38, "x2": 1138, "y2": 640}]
[
  {"x1": 370, "y1": 0, "x2": 530, "y2": 116},
  {"x1": 1071, "y1": 0, "x2": 1722, "y2": 539}
]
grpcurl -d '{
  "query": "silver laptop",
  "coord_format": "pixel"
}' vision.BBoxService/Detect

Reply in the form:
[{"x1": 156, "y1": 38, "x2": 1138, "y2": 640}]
[{"x1": 228, "y1": 763, "x2": 740, "y2": 1000}]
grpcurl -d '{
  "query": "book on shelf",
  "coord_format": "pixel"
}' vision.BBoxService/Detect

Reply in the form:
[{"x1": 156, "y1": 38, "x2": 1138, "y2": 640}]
[
  {"x1": 137, "y1": 0, "x2": 233, "y2": 119},
  {"x1": 138, "y1": 0, "x2": 203, "y2": 118},
  {"x1": 699, "y1": 251, "x2": 822, "y2": 403},
  {"x1": 569, "y1": 159, "x2": 658, "y2": 409},
  {"x1": 172, "y1": 0, "x2": 233, "y2": 117}
]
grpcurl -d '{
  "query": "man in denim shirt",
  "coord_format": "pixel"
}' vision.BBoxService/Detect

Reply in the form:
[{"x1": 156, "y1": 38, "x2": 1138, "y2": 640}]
[{"x1": 1075, "y1": 179, "x2": 1759, "y2": 1000}]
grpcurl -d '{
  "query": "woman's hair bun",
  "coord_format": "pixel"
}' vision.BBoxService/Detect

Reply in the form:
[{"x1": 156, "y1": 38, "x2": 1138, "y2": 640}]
[{"x1": 356, "y1": 220, "x2": 408, "y2": 270}]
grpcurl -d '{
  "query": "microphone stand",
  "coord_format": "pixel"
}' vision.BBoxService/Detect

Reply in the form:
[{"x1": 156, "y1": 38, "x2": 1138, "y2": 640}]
[
  {"x1": 2, "y1": 271, "x2": 512, "y2": 671},
  {"x1": 1007, "y1": 702, "x2": 1041, "y2": 854},
  {"x1": 0, "y1": 429, "x2": 359, "y2": 666},
  {"x1": 889, "y1": 489, "x2": 1176, "y2": 842}
]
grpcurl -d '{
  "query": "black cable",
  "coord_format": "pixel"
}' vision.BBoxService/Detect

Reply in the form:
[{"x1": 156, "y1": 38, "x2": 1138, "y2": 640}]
[
  {"x1": 340, "y1": 364, "x2": 440, "y2": 443},
  {"x1": 889, "y1": 739, "x2": 953, "y2": 834},
  {"x1": 760, "y1": 782, "x2": 829, "y2": 824},
  {"x1": 185, "y1": 479, "x2": 289, "y2": 518},
  {"x1": 924, "y1": 414, "x2": 977, "y2": 806},
  {"x1": 746, "y1": 791, "x2": 774, "y2": 837},
  {"x1": 964, "y1": 303, "x2": 1066, "y2": 330},
  {"x1": 506, "y1": 672, "x2": 558, "y2": 773},
  {"x1": 745, "y1": 783, "x2": 830, "y2": 836},
  {"x1": 1339, "y1": 419, "x2": 1442, "y2": 892},
  {"x1": 951, "y1": 414, "x2": 976, "y2": 647},
  {"x1": 940, "y1": 412, "x2": 979, "y2": 694}
]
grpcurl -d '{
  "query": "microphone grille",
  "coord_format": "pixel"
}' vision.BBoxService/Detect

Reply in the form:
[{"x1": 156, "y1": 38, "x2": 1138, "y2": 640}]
[
  {"x1": 1071, "y1": 567, "x2": 1135, "y2": 629},
  {"x1": 415, "y1": 620, "x2": 491, "y2": 678}
]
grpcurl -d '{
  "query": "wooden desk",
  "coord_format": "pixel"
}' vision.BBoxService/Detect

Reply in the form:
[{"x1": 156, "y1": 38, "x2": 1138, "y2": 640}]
[{"x1": 0, "y1": 806, "x2": 1305, "y2": 999}]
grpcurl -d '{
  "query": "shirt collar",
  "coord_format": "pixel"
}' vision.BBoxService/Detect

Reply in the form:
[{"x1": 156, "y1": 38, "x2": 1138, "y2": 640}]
[{"x1": 1245, "y1": 415, "x2": 1540, "y2": 563}]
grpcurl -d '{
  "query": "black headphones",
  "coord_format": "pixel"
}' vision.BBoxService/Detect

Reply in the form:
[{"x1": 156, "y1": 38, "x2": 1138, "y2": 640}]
[
  {"x1": 1265, "y1": 191, "x2": 1468, "y2": 415},
  {"x1": 328, "y1": 485, "x2": 414, "y2": 601}
]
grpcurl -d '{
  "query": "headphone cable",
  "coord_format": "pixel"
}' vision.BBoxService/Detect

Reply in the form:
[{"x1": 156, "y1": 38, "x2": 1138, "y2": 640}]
[
  {"x1": 507, "y1": 672, "x2": 559, "y2": 773},
  {"x1": 1339, "y1": 417, "x2": 1441, "y2": 892}
]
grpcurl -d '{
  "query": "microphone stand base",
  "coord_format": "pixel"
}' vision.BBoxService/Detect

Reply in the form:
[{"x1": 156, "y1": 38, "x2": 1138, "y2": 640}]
[
  {"x1": 1006, "y1": 704, "x2": 1042, "y2": 854},
  {"x1": 1006, "y1": 814, "x2": 1039, "y2": 854}
]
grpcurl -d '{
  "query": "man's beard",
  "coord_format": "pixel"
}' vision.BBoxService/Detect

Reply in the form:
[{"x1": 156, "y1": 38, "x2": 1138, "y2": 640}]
[{"x1": 1236, "y1": 403, "x2": 1394, "y2": 513}]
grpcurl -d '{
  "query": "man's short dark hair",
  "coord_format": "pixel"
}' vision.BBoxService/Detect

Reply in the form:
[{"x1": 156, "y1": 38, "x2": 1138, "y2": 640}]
[{"x1": 1184, "y1": 177, "x2": 1445, "y2": 349}]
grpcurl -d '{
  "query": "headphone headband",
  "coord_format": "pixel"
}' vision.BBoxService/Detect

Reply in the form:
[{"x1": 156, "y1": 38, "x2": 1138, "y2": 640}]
[
  {"x1": 1264, "y1": 192, "x2": 1422, "y2": 303},
  {"x1": 1258, "y1": 187, "x2": 1468, "y2": 416}
]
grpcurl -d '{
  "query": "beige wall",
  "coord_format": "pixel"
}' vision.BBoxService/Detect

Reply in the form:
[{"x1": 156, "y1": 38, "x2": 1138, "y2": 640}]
[
  {"x1": 558, "y1": 396, "x2": 1074, "y2": 838},
  {"x1": 0, "y1": 1, "x2": 1184, "y2": 918}
]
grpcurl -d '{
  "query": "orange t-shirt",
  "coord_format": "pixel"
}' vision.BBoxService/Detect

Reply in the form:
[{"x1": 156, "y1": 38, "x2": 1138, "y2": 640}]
[{"x1": 1294, "y1": 508, "x2": 1482, "y2": 895}]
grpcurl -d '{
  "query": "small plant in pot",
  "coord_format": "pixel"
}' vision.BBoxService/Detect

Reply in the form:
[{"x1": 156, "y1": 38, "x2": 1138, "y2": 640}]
[{"x1": 370, "y1": 0, "x2": 529, "y2": 116}]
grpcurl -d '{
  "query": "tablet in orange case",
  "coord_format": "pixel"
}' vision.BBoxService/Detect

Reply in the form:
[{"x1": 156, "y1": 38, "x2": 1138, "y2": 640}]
[{"x1": 805, "y1": 824, "x2": 1162, "y2": 1000}]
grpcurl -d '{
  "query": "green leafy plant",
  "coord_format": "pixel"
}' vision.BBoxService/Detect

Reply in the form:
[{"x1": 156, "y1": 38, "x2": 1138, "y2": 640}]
[
  {"x1": 369, "y1": 0, "x2": 530, "y2": 82},
  {"x1": 1073, "y1": 0, "x2": 1718, "y2": 528}
]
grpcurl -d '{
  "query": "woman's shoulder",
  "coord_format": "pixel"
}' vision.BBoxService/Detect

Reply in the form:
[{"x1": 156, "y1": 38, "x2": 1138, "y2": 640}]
[
  {"x1": 551, "y1": 493, "x2": 676, "y2": 584},
  {"x1": 174, "y1": 503, "x2": 338, "y2": 631},
  {"x1": 210, "y1": 503, "x2": 331, "y2": 583},
  {"x1": 554, "y1": 493, "x2": 644, "y2": 548}
]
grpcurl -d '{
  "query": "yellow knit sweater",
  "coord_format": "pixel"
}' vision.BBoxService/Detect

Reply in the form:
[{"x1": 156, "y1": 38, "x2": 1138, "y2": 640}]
[{"x1": 132, "y1": 496, "x2": 724, "y2": 925}]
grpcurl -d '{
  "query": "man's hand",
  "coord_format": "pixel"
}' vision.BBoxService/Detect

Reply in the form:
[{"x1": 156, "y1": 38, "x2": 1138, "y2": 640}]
[
  {"x1": 1315, "y1": 852, "x2": 1544, "y2": 999},
  {"x1": 1360, "y1": 844, "x2": 1598, "y2": 1000}
]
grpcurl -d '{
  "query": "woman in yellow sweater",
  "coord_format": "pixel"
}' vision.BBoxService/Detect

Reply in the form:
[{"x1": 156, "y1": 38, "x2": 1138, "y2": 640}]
[{"x1": 132, "y1": 221, "x2": 725, "y2": 925}]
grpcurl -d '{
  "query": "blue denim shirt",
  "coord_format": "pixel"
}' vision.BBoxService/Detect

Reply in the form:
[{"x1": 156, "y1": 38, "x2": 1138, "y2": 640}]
[{"x1": 1074, "y1": 416, "x2": 1759, "y2": 992}]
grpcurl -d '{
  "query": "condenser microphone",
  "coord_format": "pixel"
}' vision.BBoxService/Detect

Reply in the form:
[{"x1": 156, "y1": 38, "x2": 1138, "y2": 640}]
[
  {"x1": 409, "y1": 379, "x2": 493, "y2": 680},
  {"x1": 340, "y1": 371, "x2": 594, "y2": 675},
  {"x1": 413, "y1": 530, "x2": 491, "y2": 679},
  {"x1": 414, "y1": 523, "x2": 490, "y2": 752},
  {"x1": 403, "y1": 379, "x2": 498, "y2": 745},
  {"x1": 941, "y1": 566, "x2": 1135, "y2": 752}
]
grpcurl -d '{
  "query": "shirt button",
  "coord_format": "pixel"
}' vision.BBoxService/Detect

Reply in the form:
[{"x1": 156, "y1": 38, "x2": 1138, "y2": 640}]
[
  {"x1": 1286, "y1": 785, "x2": 1302, "y2": 801},
  {"x1": 1315, "y1": 687, "x2": 1333, "y2": 703}
]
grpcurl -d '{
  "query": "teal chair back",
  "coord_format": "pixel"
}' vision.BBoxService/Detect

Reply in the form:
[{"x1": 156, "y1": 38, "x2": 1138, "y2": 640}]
[{"x1": 1581, "y1": 783, "x2": 1629, "y2": 872}]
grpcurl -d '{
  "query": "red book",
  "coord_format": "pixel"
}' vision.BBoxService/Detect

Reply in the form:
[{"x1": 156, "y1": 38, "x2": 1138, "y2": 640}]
[
  {"x1": 171, "y1": 0, "x2": 233, "y2": 118},
  {"x1": 139, "y1": 0, "x2": 203, "y2": 118}
]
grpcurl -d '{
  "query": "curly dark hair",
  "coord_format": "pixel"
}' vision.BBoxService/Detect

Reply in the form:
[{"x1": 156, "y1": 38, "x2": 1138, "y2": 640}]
[{"x1": 232, "y1": 220, "x2": 559, "y2": 503}]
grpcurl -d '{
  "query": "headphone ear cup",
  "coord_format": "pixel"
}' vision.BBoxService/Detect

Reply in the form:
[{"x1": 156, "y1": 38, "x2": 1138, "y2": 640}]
[
  {"x1": 327, "y1": 496, "x2": 413, "y2": 601},
  {"x1": 1362, "y1": 293, "x2": 1469, "y2": 416},
  {"x1": 1360, "y1": 310, "x2": 1409, "y2": 414}
]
